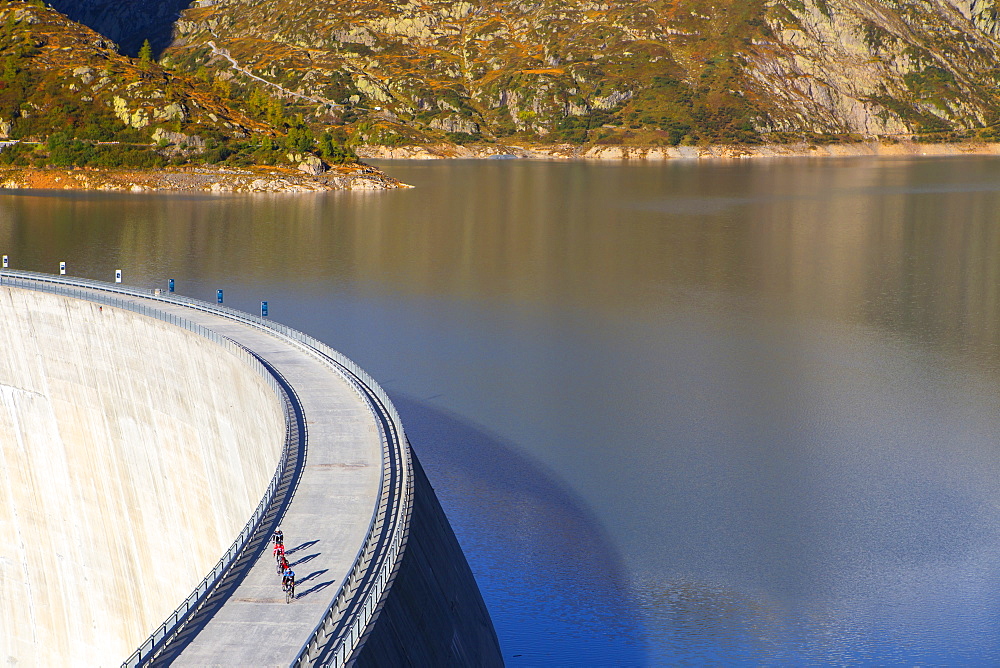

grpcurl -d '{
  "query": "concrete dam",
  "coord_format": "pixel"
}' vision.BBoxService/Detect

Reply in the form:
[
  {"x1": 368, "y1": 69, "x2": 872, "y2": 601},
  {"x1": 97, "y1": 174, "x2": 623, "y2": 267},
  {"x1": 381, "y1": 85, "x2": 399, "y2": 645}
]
[{"x1": 0, "y1": 271, "x2": 502, "y2": 667}]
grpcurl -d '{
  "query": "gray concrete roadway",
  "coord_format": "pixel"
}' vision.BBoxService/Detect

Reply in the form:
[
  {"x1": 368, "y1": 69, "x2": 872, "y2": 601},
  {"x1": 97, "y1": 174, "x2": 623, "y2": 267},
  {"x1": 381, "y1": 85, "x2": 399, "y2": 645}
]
[{"x1": 125, "y1": 298, "x2": 382, "y2": 665}]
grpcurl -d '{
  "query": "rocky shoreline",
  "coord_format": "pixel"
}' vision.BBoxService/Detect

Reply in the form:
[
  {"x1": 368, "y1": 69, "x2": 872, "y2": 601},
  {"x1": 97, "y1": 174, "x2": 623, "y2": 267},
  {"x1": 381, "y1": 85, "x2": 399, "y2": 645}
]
[
  {"x1": 356, "y1": 140, "x2": 1000, "y2": 161},
  {"x1": 0, "y1": 164, "x2": 409, "y2": 193},
  {"x1": 3, "y1": 141, "x2": 997, "y2": 194}
]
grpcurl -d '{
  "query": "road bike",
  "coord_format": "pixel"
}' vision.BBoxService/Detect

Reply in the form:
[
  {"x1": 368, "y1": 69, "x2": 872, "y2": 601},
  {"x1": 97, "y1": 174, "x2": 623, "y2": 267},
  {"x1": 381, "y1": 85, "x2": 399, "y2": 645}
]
[{"x1": 274, "y1": 546, "x2": 286, "y2": 573}]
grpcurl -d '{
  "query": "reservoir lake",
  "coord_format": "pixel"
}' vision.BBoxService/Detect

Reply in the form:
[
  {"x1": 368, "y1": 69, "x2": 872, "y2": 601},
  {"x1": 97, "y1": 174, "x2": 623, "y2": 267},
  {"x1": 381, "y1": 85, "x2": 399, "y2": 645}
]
[{"x1": 3, "y1": 156, "x2": 1000, "y2": 664}]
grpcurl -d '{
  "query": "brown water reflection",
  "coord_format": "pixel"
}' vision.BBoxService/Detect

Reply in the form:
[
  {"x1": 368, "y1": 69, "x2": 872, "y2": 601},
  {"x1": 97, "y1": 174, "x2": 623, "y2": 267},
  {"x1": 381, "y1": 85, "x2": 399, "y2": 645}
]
[{"x1": 4, "y1": 159, "x2": 999, "y2": 361}]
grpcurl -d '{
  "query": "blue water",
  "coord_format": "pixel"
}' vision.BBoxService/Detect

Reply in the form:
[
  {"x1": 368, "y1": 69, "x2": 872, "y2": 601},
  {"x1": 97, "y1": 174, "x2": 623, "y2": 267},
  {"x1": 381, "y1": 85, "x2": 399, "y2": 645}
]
[{"x1": 4, "y1": 156, "x2": 1000, "y2": 664}]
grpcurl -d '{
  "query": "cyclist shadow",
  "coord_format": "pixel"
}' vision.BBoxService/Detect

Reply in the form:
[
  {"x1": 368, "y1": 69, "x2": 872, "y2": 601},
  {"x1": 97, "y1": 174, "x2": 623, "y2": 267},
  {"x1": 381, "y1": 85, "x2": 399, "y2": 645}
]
[
  {"x1": 296, "y1": 578, "x2": 335, "y2": 599},
  {"x1": 286, "y1": 539, "x2": 319, "y2": 555},
  {"x1": 290, "y1": 552, "x2": 320, "y2": 567},
  {"x1": 298, "y1": 569, "x2": 327, "y2": 585}
]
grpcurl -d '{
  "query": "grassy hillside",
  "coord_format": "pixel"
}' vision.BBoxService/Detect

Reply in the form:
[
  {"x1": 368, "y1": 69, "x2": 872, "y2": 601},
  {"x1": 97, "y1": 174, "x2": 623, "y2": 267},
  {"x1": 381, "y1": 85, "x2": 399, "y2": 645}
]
[
  {"x1": 0, "y1": 0, "x2": 354, "y2": 170},
  {"x1": 162, "y1": 0, "x2": 1000, "y2": 147},
  {"x1": 4, "y1": 0, "x2": 999, "y2": 158}
]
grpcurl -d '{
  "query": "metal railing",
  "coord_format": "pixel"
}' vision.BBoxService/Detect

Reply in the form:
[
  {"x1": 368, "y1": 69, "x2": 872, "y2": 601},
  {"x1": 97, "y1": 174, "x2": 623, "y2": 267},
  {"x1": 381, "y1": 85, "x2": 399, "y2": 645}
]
[
  {"x1": 0, "y1": 270, "x2": 413, "y2": 667},
  {"x1": 290, "y1": 351, "x2": 412, "y2": 667}
]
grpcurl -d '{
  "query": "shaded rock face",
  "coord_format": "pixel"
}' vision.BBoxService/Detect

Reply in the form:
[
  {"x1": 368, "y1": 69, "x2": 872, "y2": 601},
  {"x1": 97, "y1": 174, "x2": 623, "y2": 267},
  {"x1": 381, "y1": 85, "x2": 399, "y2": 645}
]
[{"x1": 47, "y1": 0, "x2": 192, "y2": 55}]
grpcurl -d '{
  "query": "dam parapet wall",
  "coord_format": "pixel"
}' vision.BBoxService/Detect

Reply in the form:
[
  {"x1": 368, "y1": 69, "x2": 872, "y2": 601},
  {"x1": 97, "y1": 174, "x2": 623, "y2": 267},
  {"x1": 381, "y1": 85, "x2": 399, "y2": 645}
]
[{"x1": 0, "y1": 283, "x2": 286, "y2": 666}]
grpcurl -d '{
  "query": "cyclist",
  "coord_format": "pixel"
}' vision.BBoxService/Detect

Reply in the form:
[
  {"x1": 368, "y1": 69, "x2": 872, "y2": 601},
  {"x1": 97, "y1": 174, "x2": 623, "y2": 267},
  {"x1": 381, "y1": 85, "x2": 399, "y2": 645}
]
[
  {"x1": 282, "y1": 567, "x2": 295, "y2": 593},
  {"x1": 273, "y1": 541, "x2": 285, "y2": 563},
  {"x1": 272, "y1": 528, "x2": 284, "y2": 546},
  {"x1": 277, "y1": 554, "x2": 290, "y2": 574}
]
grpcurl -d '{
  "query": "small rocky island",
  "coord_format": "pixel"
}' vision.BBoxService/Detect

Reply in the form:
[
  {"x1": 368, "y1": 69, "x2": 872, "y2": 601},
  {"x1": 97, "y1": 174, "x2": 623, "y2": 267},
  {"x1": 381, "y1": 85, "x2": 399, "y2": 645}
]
[{"x1": 0, "y1": 162, "x2": 406, "y2": 192}]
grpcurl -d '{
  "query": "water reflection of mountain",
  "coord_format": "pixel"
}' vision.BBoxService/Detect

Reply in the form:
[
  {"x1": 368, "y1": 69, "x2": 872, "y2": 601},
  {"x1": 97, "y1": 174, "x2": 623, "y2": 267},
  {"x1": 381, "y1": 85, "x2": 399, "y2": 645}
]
[{"x1": 3, "y1": 158, "x2": 998, "y2": 367}]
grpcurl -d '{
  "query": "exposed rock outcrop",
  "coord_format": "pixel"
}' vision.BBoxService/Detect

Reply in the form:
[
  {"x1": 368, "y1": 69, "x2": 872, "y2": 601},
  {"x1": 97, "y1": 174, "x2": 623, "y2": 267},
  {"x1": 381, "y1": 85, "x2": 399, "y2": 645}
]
[
  {"x1": 19, "y1": 0, "x2": 1000, "y2": 148},
  {"x1": 151, "y1": 128, "x2": 205, "y2": 150},
  {"x1": 291, "y1": 153, "x2": 327, "y2": 175},
  {"x1": 744, "y1": 0, "x2": 1000, "y2": 135}
]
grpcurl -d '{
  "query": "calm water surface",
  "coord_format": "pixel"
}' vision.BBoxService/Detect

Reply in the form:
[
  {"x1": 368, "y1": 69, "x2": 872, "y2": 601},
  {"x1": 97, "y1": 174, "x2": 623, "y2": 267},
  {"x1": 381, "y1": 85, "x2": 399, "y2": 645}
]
[{"x1": 4, "y1": 157, "x2": 1000, "y2": 665}]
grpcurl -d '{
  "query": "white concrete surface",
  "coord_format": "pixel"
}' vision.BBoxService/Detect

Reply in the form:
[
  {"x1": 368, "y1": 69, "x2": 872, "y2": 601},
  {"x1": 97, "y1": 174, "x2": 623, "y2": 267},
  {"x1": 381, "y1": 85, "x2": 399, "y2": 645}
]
[{"x1": 0, "y1": 287, "x2": 285, "y2": 667}]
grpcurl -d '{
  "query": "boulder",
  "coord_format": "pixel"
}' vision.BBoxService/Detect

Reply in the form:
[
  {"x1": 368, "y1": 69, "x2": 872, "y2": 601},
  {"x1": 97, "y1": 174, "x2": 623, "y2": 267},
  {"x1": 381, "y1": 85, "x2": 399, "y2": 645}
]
[{"x1": 297, "y1": 155, "x2": 326, "y2": 175}]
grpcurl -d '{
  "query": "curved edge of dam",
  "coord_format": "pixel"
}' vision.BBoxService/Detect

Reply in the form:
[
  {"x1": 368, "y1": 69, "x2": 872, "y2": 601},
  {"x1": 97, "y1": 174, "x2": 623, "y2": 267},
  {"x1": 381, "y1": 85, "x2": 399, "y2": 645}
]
[
  {"x1": 0, "y1": 284, "x2": 287, "y2": 666},
  {"x1": 0, "y1": 270, "x2": 502, "y2": 667},
  {"x1": 349, "y1": 451, "x2": 504, "y2": 668}
]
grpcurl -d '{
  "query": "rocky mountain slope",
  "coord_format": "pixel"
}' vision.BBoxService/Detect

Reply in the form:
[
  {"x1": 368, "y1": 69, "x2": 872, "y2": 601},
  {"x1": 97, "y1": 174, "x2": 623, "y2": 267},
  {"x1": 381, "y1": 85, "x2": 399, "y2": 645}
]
[
  {"x1": 0, "y1": 0, "x2": 364, "y2": 178},
  {"x1": 0, "y1": 2, "x2": 267, "y2": 147},
  {"x1": 7, "y1": 0, "x2": 1000, "y2": 150},
  {"x1": 155, "y1": 0, "x2": 1000, "y2": 146},
  {"x1": 748, "y1": 0, "x2": 1000, "y2": 136}
]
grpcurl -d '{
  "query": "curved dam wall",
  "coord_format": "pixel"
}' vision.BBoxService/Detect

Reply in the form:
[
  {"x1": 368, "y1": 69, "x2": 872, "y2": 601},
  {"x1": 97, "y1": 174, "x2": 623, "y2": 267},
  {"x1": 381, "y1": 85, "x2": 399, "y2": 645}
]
[
  {"x1": 353, "y1": 451, "x2": 504, "y2": 667},
  {"x1": 0, "y1": 286, "x2": 285, "y2": 666}
]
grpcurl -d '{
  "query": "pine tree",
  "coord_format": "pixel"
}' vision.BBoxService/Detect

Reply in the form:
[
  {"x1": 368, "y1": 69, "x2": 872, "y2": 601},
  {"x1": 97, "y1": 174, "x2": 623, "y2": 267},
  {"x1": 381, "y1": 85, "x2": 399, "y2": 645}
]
[
  {"x1": 319, "y1": 131, "x2": 335, "y2": 159},
  {"x1": 138, "y1": 39, "x2": 153, "y2": 65},
  {"x1": 248, "y1": 88, "x2": 267, "y2": 118},
  {"x1": 266, "y1": 98, "x2": 285, "y2": 127}
]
